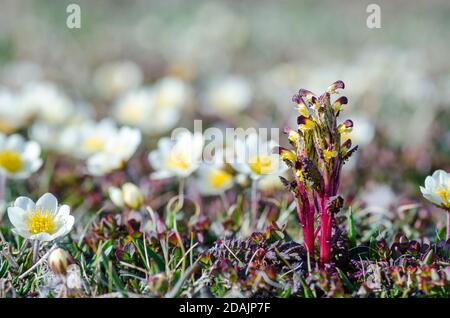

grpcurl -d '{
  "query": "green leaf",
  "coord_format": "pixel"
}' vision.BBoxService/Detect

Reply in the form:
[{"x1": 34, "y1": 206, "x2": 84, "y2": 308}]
[
  {"x1": 423, "y1": 249, "x2": 433, "y2": 265},
  {"x1": 347, "y1": 207, "x2": 357, "y2": 249},
  {"x1": 336, "y1": 267, "x2": 355, "y2": 293},
  {"x1": 298, "y1": 275, "x2": 314, "y2": 298},
  {"x1": 133, "y1": 238, "x2": 165, "y2": 272},
  {"x1": 369, "y1": 236, "x2": 377, "y2": 260},
  {"x1": 100, "y1": 250, "x2": 127, "y2": 296},
  {"x1": 0, "y1": 260, "x2": 9, "y2": 278}
]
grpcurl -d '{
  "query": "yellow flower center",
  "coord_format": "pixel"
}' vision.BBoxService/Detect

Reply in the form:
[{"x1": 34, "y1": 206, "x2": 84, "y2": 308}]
[
  {"x1": 248, "y1": 155, "x2": 275, "y2": 175},
  {"x1": 155, "y1": 92, "x2": 175, "y2": 109},
  {"x1": 166, "y1": 152, "x2": 190, "y2": 171},
  {"x1": 121, "y1": 103, "x2": 142, "y2": 123},
  {"x1": 27, "y1": 209, "x2": 55, "y2": 234},
  {"x1": 208, "y1": 169, "x2": 232, "y2": 188},
  {"x1": 83, "y1": 136, "x2": 105, "y2": 153},
  {"x1": 0, "y1": 150, "x2": 23, "y2": 173},
  {"x1": 437, "y1": 187, "x2": 450, "y2": 207}
]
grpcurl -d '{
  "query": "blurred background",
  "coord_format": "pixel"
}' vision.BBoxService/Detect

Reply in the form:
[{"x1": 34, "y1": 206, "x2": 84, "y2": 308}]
[{"x1": 0, "y1": 0, "x2": 449, "y2": 238}]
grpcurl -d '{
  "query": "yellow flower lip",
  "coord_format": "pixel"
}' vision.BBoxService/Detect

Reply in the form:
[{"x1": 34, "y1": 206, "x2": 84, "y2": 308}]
[
  {"x1": 0, "y1": 150, "x2": 23, "y2": 173},
  {"x1": 27, "y1": 209, "x2": 55, "y2": 235},
  {"x1": 297, "y1": 115, "x2": 315, "y2": 130}
]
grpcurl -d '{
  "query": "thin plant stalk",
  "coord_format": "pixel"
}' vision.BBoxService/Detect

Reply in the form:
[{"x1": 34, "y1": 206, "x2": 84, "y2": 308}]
[
  {"x1": 250, "y1": 178, "x2": 259, "y2": 231},
  {"x1": 32, "y1": 240, "x2": 40, "y2": 264},
  {"x1": 447, "y1": 211, "x2": 450, "y2": 241},
  {"x1": 177, "y1": 177, "x2": 185, "y2": 210},
  {"x1": 220, "y1": 192, "x2": 230, "y2": 211},
  {"x1": 0, "y1": 174, "x2": 5, "y2": 203}
]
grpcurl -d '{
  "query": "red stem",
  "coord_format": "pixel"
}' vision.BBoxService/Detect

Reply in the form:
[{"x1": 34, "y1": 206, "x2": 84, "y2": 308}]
[
  {"x1": 295, "y1": 175, "x2": 315, "y2": 257},
  {"x1": 319, "y1": 193, "x2": 332, "y2": 267}
]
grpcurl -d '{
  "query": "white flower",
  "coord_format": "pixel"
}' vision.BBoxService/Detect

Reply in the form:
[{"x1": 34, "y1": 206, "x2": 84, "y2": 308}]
[
  {"x1": 0, "y1": 88, "x2": 27, "y2": 134},
  {"x1": 148, "y1": 131, "x2": 204, "y2": 179},
  {"x1": 153, "y1": 76, "x2": 190, "y2": 111},
  {"x1": 113, "y1": 88, "x2": 156, "y2": 131},
  {"x1": 109, "y1": 183, "x2": 144, "y2": 209},
  {"x1": 231, "y1": 133, "x2": 287, "y2": 180},
  {"x1": 72, "y1": 119, "x2": 118, "y2": 159},
  {"x1": 93, "y1": 61, "x2": 143, "y2": 99},
  {"x1": 420, "y1": 170, "x2": 450, "y2": 209},
  {"x1": 206, "y1": 76, "x2": 252, "y2": 117},
  {"x1": 195, "y1": 150, "x2": 234, "y2": 196},
  {"x1": 114, "y1": 77, "x2": 190, "y2": 136},
  {"x1": 18, "y1": 82, "x2": 74, "y2": 125},
  {"x1": 258, "y1": 174, "x2": 285, "y2": 192},
  {"x1": 0, "y1": 133, "x2": 42, "y2": 179},
  {"x1": 28, "y1": 103, "x2": 94, "y2": 155},
  {"x1": 7, "y1": 193, "x2": 74, "y2": 241},
  {"x1": 86, "y1": 126, "x2": 141, "y2": 176}
]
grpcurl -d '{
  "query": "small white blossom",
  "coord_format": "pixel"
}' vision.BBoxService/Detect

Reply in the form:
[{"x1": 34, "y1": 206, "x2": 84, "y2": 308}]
[
  {"x1": 7, "y1": 193, "x2": 74, "y2": 241},
  {"x1": 0, "y1": 133, "x2": 42, "y2": 179},
  {"x1": 149, "y1": 131, "x2": 204, "y2": 179},
  {"x1": 420, "y1": 170, "x2": 450, "y2": 209}
]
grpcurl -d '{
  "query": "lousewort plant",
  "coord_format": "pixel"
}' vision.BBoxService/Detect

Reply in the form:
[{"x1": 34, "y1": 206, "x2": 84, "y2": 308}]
[{"x1": 278, "y1": 80, "x2": 358, "y2": 266}]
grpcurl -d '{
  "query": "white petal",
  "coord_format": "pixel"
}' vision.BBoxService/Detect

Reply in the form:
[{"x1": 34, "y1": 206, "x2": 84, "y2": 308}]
[
  {"x1": 7, "y1": 207, "x2": 28, "y2": 229},
  {"x1": 14, "y1": 196, "x2": 35, "y2": 211},
  {"x1": 12, "y1": 228, "x2": 32, "y2": 239},
  {"x1": 108, "y1": 187, "x2": 125, "y2": 207},
  {"x1": 424, "y1": 176, "x2": 436, "y2": 190},
  {"x1": 30, "y1": 232, "x2": 53, "y2": 242},
  {"x1": 157, "y1": 137, "x2": 174, "y2": 154},
  {"x1": 54, "y1": 204, "x2": 71, "y2": 220},
  {"x1": 150, "y1": 170, "x2": 173, "y2": 180},
  {"x1": 148, "y1": 150, "x2": 163, "y2": 171},
  {"x1": 423, "y1": 192, "x2": 443, "y2": 206},
  {"x1": 22, "y1": 141, "x2": 41, "y2": 159},
  {"x1": 36, "y1": 193, "x2": 58, "y2": 213},
  {"x1": 59, "y1": 215, "x2": 75, "y2": 237},
  {"x1": 5, "y1": 134, "x2": 25, "y2": 152}
]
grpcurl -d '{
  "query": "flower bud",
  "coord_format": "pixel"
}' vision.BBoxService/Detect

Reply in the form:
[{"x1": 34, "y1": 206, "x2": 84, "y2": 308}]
[
  {"x1": 333, "y1": 96, "x2": 348, "y2": 114},
  {"x1": 276, "y1": 147, "x2": 296, "y2": 166},
  {"x1": 109, "y1": 183, "x2": 144, "y2": 210},
  {"x1": 109, "y1": 186, "x2": 125, "y2": 208},
  {"x1": 297, "y1": 89, "x2": 316, "y2": 101},
  {"x1": 122, "y1": 183, "x2": 144, "y2": 210},
  {"x1": 338, "y1": 119, "x2": 353, "y2": 134},
  {"x1": 284, "y1": 127, "x2": 300, "y2": 145},
  {"x1": 327, "y1": 80, "x2": 345, "y2": 94},
  {"x1": 297, "y1": 116, "x2": 315, "y2": 131},
  {"x1": 342, "y1": 139, "x2": 352, "y2": 149},
  {"x1": 48, "y1": 248, "x2": 73, "y2": 275}
]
